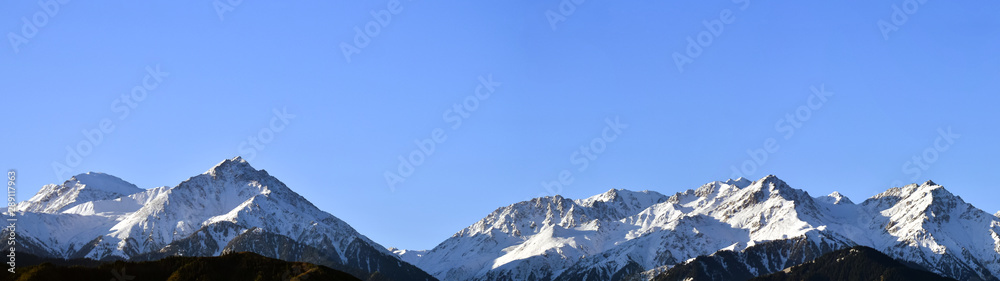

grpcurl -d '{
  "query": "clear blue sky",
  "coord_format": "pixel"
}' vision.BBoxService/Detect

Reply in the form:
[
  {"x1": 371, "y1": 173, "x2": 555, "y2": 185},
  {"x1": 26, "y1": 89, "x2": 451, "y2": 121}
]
[{"x1": 2, "y1": 1, "x2": 998, "y2": 251}]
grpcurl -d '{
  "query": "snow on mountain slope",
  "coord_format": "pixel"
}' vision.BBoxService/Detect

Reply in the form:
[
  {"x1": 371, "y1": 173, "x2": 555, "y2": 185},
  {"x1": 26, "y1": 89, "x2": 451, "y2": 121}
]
[
  {"x1": 7, "y1": 157, "x2": 436, "y2": 281},
  {"x1": 407, "y1": 189, "x2": 667, "y2": 281},
  {"x1": 816, "y1": 191, "x2": 853, "y2": 205},
  {"x1": 554, "y1": 176, "x2": 828, "y2": 280},
  {"x1": 391, "y1": 248, "x2": 428, "y2": 265},
  {"x1": 574, "y1": 189, "x2": 670, "y2": 221},
  {"x1": 16, "y1": 172, "x2": 143, "y2": 213},
  {"x1": 653, "y1": 180, "x2": 1000, "y2": 281},
  {"x1": 859, "y1": 181, "x2": 1000, "y2": 280},
  {"x1": 61, "y1": 186, "x2": 171, "y2": 217},
  {"x1": 401, "y1": 176, "x2": 1000, "y2": 281}
]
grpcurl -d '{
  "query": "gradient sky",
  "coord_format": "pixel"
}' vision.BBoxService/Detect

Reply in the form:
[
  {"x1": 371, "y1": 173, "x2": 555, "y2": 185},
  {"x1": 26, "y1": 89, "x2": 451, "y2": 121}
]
[{"x1": 2, "y1": 1, "x2": 998, "y2": 251}]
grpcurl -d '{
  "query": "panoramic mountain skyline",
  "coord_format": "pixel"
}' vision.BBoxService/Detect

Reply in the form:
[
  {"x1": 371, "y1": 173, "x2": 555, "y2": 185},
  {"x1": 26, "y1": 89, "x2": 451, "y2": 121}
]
[
  {"x1": 14, "y1": 156, "x2": 1000, "y2": 255},
  {"x1": 6, "y1": 157, "x2": 435, "y2": 281},
  {"x1": 7, "y1": 157, "x2": 1000, "y2": 280},
  {"x1": 3, "y1": 0, "x2": 998, "y2": 254}
]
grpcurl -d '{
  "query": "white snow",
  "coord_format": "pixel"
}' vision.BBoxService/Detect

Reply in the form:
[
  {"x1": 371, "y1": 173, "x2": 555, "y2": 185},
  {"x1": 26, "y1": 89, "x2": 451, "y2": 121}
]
[
  {"x1": 15, "y1": 172, "x2": 143, "y2": 214},
  {"x1": 7, "y1": 156, "x2": 389, "y2": 264},
  {"x1": 12, "y1": 165, "x2": 1000, "y2": 281},
  {"x1": 397, "y1": 176, "x2": 1000, "y2": 281}
]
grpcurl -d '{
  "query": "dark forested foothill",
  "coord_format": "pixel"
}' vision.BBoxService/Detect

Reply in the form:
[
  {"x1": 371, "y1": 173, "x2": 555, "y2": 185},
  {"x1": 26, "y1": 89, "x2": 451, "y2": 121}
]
[{"x1": 0, "y1": 251, "x2": 363, "y2": 281}]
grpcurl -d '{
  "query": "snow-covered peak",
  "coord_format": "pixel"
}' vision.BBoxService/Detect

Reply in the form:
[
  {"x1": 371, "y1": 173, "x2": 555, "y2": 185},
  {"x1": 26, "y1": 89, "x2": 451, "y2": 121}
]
[
  {"x1": 27, "y1": 157, "x2": 378, "y2": 260},
  {"x1": 67, "y1": 172, "x2": 142, "y2": 195},
  {"x1": 740, "y1": 175, "x2": 810, "y2": 201},
  {"x1": 724, "y1": 177, "x2": 752, "y2": 189},
  {"x1": 577, "y1": 189, "x2": 665, "y2": 208},
  {"x1": 9, "y1": 158, "x2": 428, "y2": 279},
  {"x1": 579, "y1": 188, "x2": 624, "y2": 203},
  {"x1": 901, "y1": 180, "x2": 956, "y2": 202},
  {"x1": 390, "y1": 248, "x2": 428, "y2": 265},
  {"x1": 406, "y1": 176, "x2": 1000, "y2": 281},
  {"x1": 995, "y1": 211, "x2": 999, "y2": 218},
  {"x1": 204, "y1": 156, "x2": 257, "y2": 177},
  {"x1": 576, "y1": 189, "x2": 668, "y2": 221},
  {"x1": 757, "y1": 174, "x2": 787, "y2": 188},
  {"x1": 17, "y1": 172, "x2": 143, "y2": 214},
  {"x1": 817, "y1": 191, "x2": 853, "y2": 205},
  {"x1": 861, "y1": 181, "x2": 965, "y2": 224}
]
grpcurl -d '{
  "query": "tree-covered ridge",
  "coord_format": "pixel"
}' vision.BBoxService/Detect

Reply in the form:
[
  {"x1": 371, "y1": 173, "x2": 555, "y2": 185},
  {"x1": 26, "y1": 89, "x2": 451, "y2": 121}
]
[{"x1": 0, "y1": 251, "x2": 363, "y2": 281}]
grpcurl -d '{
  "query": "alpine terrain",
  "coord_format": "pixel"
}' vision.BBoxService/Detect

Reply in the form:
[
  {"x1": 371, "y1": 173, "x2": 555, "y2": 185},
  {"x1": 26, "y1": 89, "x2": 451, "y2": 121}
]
[
  {"x1": 8, "y1": 157, "x2": 999, "y2": 281},
  {"x1": 397, "y1": 176, "x2": 1000, "y2": 281},
  {"x1": 3, "y1": 157, "x2": 435, "y2": 281}
]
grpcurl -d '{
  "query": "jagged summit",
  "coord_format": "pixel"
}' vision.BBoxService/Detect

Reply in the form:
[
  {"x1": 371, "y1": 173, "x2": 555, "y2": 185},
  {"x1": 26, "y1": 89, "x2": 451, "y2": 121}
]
[
  {"x1": 66, "y1": 172, "x2": 142, "y2": 194},
  {"x1": 863, "y1": 180, "x2": 961, "y2": 210},
  {"x1": 758, "y1": 174, "x2": 787, "y2": 186},
  {"x1": 593, "y1": 188, "x2": 623, "y2": 201},
  {"x1": 818, "y1": 191, "x2": 853, "y2": 205},
  {"x1": 576, "y1": 188, "x2": 665, "y2": 205},
  {"x1": 742, "y1": 174, "x2": 807, "y2": 200},
  {"x1": 724, "y1": 177, "x2": 753, "y2": 188},
  {"x1": 404, "y1": 175, "x2": 1000, "y2": 281},
  {"x1": 204, "y1": 156, "x2": 258, "y2": 177},
  {"x1": 17, "y1": 172, "x2": 144, "y2": 213},
  {"x1": 8, "y1": 157, "x2": 435, "y2": 281}
]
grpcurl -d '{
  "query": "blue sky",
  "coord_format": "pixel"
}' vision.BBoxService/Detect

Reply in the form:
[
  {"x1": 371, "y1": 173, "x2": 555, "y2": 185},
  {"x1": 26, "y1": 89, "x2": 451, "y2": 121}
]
[{"x1": 2, "y1": 1, "x2": 998, "y2": 251}]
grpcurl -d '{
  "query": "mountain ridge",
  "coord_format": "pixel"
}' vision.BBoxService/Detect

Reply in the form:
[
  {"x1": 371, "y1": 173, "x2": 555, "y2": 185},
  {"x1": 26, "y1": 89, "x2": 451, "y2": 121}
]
[
  {"x1": 9, "y1": 158, "x2": 999, "y2": 281},
  {"x1": 399, "y1": 175, "x2": 1000, "y2": 281},
  {"x1": 6, "y1": 156, "x2": 435, "y2": 281}
]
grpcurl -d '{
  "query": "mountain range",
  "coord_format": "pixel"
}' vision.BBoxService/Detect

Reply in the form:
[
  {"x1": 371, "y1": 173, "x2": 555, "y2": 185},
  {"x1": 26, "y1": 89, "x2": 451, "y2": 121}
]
[
  {"x1": 5, "y1": 157, "x2": 433, "y2": 281},
  {"x1": 6, "y1": 157, "x2": 1000, "y2": 281},
  {"x1": 396, "y1": 176, "x2": 1000, "y2": 281}
]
